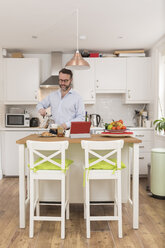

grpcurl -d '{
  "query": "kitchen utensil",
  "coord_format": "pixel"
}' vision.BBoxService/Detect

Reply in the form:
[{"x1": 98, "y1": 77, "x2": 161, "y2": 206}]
[
  {"x1": 30, "y1": 117, "x2": 40, "y2": 127},
  {"x1": 41, "y1": 114, "x2": 53, "y2": 129},
  {"x1": 89, "y1": 114, "x2": 101, "y2": 127}
]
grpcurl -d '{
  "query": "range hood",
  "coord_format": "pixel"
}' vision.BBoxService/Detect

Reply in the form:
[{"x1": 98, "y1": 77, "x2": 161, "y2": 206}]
[{"x1": 40, "y1": 52, "x2": 62, "y2": 88}]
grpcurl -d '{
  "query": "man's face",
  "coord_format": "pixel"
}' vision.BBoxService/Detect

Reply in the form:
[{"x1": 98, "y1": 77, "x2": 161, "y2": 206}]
[{"x1": 59, "y1": 73, "x2": 72, "y2": 91}]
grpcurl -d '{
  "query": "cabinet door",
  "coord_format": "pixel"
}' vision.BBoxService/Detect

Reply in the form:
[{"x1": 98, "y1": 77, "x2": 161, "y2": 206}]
[
  {"x1": 4, "y1": 58, "x2": 40, "y2": 104},
  {"x1": 73, "y1": 58, "x2": 95, "y2": 104},
  {"x1": 131, "y1": 129, "x2": 154, "y2": 175},
  {"x1": 125, "y1": 58, "x2": 151, "y2": 103},
  {"x1": 95, "y1": 58, "x2": 126, "y2": 93},
  {"x1": 2, "y1": 131, "x2": 33, "y2": 176}
]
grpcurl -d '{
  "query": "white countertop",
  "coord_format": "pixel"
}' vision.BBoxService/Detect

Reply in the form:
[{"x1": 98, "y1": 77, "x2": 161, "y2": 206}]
[{"x1": 0, "y1": 127, "x2": 48, "y2": 131}]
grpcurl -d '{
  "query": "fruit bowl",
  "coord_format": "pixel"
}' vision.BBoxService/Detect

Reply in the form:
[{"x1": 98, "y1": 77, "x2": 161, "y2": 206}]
[{"x1": 104, "y1": 120, "x2": 127, "y2": 133}]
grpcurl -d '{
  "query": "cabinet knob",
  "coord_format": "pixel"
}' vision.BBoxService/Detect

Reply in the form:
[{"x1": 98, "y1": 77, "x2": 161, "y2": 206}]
[
  {"x1": 128, "y1": 90, "x2": 131, "y2": 99},
  {"x1": 34, "y1": 90, "x2": 38, "y2": 100},
  {"x1": 139, "y1": 157, "x2": 144, "y2": 160},
  {"x1": 96, "y1": 80, "x2": 99, "y2": 88},
  {"x1": 91, "y1": 90, "x2": 94, "y2": 99}
]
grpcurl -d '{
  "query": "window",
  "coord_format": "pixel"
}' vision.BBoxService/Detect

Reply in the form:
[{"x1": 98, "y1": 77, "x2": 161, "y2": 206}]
[{"x1": 158, "y1": 53, "x2": 165, "y2": 118}]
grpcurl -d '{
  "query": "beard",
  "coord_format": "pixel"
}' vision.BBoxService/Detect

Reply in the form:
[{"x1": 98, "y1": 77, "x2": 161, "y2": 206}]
[{"x1": 59, "y1": 82, "x2": 71, "y2": 91}]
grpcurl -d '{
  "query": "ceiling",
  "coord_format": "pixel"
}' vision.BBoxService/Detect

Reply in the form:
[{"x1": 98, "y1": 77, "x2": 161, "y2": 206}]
[{"x1": 0, "y1": 0, "x2": 165, "y2": 53}]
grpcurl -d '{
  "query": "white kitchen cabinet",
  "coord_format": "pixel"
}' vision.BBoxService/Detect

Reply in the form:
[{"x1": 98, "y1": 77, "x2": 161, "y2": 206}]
[
  {"x1": 73, "y1": 58, "x2": 95, "y2": 104},
  {"x1": 95, "y1": 58, "x2": 126, "y2": 93},
  {"x1": 1, "y1": 130, "x2": 41, "y2": 176},
  {"x1": 4, "y1": 58, "x2": 40, "y2": 104},
  {"x1": 125, "y1": 57, "x2": 151, "y2": 103},
  {"x1": 130, "y1": 128, "x2": 154, "y2": 175}
]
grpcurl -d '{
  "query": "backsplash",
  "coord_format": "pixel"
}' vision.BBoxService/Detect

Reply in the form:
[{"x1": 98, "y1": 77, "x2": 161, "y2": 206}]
[
  {"x1": 86, "y1": 94, "x2": 144, "y2": 127},
  {"x1": 0, "y1": 104, "x2": 5, "y2": 127}
]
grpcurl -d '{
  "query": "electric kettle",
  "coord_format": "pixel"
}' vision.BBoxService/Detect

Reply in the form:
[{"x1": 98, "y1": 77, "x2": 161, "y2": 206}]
[{"x1": 89, "y1": 114, "x2": 101, "y2": 127}]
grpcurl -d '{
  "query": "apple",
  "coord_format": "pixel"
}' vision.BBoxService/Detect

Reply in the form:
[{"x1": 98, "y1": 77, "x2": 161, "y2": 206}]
[{"x1": 107, "y1": 124, "x2": 113, "y2": 130}]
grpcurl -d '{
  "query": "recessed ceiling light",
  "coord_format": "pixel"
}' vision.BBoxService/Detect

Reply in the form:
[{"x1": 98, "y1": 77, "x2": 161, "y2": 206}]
[
  {"x1": 118, "y1": 36, "x2": 124, "y2": 39},
  {"x1": 79, "y1": 35, "x2": 87, "y2": 40},
  {"x1": 32, "y1": 35, "x2": 38, "y2": 39}
]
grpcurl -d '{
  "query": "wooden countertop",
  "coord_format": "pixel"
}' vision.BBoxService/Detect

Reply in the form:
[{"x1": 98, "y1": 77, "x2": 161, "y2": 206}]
[{"x1": 16, "y1": 134, "x2": 142, "y2": 144}]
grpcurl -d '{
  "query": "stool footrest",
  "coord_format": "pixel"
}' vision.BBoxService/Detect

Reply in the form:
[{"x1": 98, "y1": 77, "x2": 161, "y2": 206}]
[
  {"x1": 34, "y1": 216, "x2": 61, "y2": 221},
  {"x1": 90, "y1": 216, "x2": 119, "y2": 221}
]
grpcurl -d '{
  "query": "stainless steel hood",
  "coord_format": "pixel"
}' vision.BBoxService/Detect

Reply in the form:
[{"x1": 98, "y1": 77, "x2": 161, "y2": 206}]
[{"x1": 40, "y1": 52, "x2": 62, "y2": 88}]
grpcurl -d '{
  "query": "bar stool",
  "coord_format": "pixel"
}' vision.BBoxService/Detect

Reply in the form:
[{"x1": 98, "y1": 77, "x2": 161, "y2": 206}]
[
  {"x1": 27, "y1": 140, "x2": 73, "y2": 239},
  {"x1": 81, "y1": 140, "x2": 125, "y2": 238}
]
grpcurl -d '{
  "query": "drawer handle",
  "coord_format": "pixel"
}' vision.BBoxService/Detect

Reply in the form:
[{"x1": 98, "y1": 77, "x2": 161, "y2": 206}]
[
  {"x1": 139, "y1": 157, "x2": 144, "y2": 160},
  {"x1": 139, "y1": 146, "x2": 144, "y2": 148},
  {"x1": 136, "y1": 135, "x2": 144, "y2": 137}
]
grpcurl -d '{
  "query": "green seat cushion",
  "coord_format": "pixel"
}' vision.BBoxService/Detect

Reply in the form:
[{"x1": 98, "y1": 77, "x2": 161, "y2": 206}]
[
  {"x1": 30, "y1": 158, "x2": 73, "y2": 173},
  {"x1": 88, "y1": 158, "x2": 126, "y2": 170},
  {"x1": 83, "y1": 158, "x2": 126, "y2": 187}
]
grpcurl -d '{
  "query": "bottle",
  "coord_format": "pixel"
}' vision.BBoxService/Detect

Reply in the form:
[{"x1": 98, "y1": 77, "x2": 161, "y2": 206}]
[{"x1": 85, "y1": 111, "x2": 88, "y2": 122}]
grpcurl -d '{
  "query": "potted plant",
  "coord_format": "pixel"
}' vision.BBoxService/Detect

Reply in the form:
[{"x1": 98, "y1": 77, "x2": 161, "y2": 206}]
[{"x1": 153, "y1": 117, "x2": 165, "y2": 134}]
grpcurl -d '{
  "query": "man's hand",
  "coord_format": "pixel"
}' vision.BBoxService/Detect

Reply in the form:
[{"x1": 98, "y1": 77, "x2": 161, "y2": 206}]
[
  {"x1": 61, "y1": 123, "x2": 67, "y2": 130},
  {"x1": 39, "y1": 108, "x2": 47, "y2": 117}
]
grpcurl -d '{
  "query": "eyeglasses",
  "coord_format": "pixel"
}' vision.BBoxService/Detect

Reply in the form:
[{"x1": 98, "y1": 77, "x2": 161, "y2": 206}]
[{"x1": 59, "y1": 79, "x2": 70, "y2": 83}]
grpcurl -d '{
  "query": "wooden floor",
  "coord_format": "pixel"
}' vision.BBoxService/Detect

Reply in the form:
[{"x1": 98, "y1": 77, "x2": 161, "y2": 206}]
[{"x1": 0, "y1": 178, "x2": 165, "y2": 248}]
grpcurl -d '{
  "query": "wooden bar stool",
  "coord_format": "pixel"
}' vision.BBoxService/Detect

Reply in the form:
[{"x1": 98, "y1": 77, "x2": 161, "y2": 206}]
[
  {"x1": 27, "y1": 140, "x2": 73, "y2": 239},
  {"x1": 81, "y1": 140, "x2": 125, "y2": 238}
]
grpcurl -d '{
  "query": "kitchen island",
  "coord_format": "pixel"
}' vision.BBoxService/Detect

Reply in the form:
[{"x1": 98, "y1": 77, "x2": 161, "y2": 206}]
[{"x1": 16, "y1": 134, "x2": 141, "y2": 230}]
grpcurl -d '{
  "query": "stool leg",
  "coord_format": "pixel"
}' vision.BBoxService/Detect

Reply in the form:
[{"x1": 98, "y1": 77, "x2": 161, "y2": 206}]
[
  {"x1": 84, "y1": 187, "x2": 86, "y2": 219},
  {"x1": 29, "y1": 175, "x2": 34, "y2": 238},
  {"x1": 118, "y1": 174, "x2": 122, "y2": 238},
  {"x1": 61, "y1": 176, "x2": 65, "y2": 239},
  {"x1": 114, "y1": 179, "x2": 117, "y2": 216},
  {"x1": 36, "y1": 179, "x2": 40, "y2": 216},
  {"x1": 86, "y1": 175, "x2": 90, "y2": 238},
  {"x1": 66, "y1": 172, "x2": 69, "y2": 220}
]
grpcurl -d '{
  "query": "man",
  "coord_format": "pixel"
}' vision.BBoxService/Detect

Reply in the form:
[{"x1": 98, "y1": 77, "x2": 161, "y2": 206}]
[{"x1": 37, "y1": 68, "x2": 85, "y2": 129}]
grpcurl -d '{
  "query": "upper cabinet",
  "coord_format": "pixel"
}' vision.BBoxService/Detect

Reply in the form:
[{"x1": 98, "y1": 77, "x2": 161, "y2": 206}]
[
  {"x1": 124, "y1": 57, "x2": 151, "y2": 103},
  {"x1": 73, "y1": 58, "x2": 95, "y2": 104},
  {"x1": 4, "y1": 58, "x2": 40, "y2": 104},
  {"x1": 95, "y1": 58, "x2": 126, "y2": 93}
]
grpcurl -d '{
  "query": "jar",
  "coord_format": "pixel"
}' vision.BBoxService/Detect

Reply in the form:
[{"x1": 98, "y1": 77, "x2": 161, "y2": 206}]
[
  {"x1": 57, "y1": 126, "x2": 64, "y2": 137},
  {"x1": 49, "y1": 124, "x2": 58, "y2": 135}
]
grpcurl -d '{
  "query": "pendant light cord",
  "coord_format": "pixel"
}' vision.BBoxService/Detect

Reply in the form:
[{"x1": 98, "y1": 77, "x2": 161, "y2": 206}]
[{"x1": 76, "y1": 8, "x2": 79, "y2": 52}]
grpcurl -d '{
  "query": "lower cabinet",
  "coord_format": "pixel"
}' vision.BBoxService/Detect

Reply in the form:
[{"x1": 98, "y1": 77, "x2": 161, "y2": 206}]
[
  {"x1": 1, "y1": 130, "x2": 41, "y2": 176},
  {"x1": 130, "y1": 128, "x2": 154, "y2": 175}
]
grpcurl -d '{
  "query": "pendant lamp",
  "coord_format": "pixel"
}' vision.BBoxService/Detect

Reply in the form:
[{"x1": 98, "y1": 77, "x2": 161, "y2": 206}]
[{"x1": 65, "y1": 9, "x2": 90, "y2": 70}]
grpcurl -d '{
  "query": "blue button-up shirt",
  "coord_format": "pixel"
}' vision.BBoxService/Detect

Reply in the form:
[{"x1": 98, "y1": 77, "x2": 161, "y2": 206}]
[{"x1": 36, "y1": 89, "x2": 85, "y2": 128}]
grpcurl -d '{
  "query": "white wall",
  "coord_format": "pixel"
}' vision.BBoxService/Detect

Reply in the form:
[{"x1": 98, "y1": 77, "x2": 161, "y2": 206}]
[
  {"x1": 0, "y1": 48, "x2": 5, "y2": 128},
  {"x1": 150, "y1": 35, "x2": 165, "y2": 147}
]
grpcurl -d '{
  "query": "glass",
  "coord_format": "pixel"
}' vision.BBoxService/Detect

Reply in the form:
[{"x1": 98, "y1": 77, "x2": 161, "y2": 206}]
[{"x1": 59, "y1": 79, "x2": 70, "y2": 83}]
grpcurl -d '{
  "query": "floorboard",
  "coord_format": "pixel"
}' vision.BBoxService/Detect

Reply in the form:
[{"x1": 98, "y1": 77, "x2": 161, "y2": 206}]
[{"x1": 0, "y1": 178, "x2": 164, "y2": 248}]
